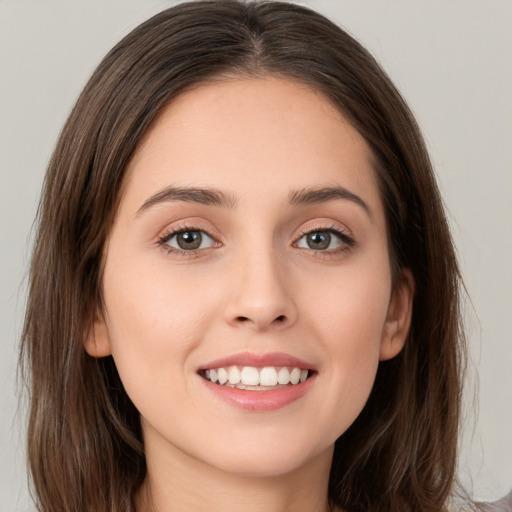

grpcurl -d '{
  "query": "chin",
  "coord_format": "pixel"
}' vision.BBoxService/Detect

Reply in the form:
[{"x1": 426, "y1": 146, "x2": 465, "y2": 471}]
[{"x1": 195, "y1": 434, "x2": 331, "y2": 479}]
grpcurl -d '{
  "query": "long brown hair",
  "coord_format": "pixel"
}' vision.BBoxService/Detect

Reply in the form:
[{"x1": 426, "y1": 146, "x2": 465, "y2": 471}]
[{"x1": 20, "y1": 1, "x2": 466, "y2": 511}]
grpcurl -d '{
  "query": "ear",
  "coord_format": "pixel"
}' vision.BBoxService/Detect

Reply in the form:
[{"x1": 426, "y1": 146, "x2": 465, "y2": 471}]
[
  {"x1": 379, "y1": 268, "x2": 415, "y2": 361},
  {"x1": 83, "y1": 309, "x2": 112, "y2": 358}
]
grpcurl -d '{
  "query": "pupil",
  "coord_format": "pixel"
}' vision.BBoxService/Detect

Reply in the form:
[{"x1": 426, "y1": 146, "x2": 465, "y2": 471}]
[
  {"x1": 307, "y1": 231, "x2": 330, "y2": 250},
  {"x1": 177, "y1": 231, "x2": 202, "y2": 250}
]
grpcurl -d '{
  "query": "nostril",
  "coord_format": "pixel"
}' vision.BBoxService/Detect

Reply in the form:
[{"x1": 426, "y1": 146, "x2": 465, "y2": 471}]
[{"x1": 232, "y1": 314, "x2": 288, "y2": 327}]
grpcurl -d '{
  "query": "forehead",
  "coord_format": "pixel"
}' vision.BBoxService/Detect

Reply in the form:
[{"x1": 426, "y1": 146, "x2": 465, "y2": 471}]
[{"x1": 122, "y1": 76, "x2": 383, "y2": 219}]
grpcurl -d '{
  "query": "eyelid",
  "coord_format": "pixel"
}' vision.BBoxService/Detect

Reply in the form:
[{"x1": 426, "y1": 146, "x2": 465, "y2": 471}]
[
  {"x1": 294, "y1": 218, "x2": 353, "y2": 239},
  {"x1": 155, "y1": 217, "x2": 222, "y2": 242},
  {"x1": 154, "y1": 218, "x2": 355, "y2": 258},
  {"x1": 156, "y1": 220, "x2": 222, "y2": 256},
  {"x1": 163, "y1": 229, "x2": 215, "y2": 250},
  {"x1": 293, "y1": 221, "x2": 356, "y2": 252}
]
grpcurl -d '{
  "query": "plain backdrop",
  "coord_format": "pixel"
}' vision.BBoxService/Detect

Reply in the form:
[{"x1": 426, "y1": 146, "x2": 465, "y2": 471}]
[{"x1": 1, "y1": 1, "x2": 511, "y2": 510}]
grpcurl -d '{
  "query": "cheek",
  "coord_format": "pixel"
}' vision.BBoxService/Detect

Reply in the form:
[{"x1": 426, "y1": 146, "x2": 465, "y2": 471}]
[
  {"x1": 99, "y1": 259, "x2": 227, "y2": 436},
  {"x1": 297, "y1": 258, "x2": 391, "y2": 432},
  {"x1": 301, "y1": 255, "x2": 391, "y2": 347},
  {"x1": 101, "y1": 258, "x2": 219, "y2": 381}
]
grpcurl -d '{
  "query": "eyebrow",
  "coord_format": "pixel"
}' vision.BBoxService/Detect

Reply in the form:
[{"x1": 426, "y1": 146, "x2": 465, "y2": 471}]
[
  {"x1": 288, "y1": 186, "x2": 373, "y2": 220},
  {"x1": 137, "y1": 185, "x2": 238, "y2": 214},
  {"x1": 137, "y1": 184, "x2": 372, "y2": 219}
]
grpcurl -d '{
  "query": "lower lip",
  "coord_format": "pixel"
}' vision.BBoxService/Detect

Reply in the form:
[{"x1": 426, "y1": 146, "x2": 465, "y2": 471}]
[{"x1": 199, "y1": 374, "x2": 316, "y2": 411}]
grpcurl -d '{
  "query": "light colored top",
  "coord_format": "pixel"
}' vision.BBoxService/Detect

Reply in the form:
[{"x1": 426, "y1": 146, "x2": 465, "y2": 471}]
[{"x1": 483, "y1": 490, "x2": 512, "y2": 512}]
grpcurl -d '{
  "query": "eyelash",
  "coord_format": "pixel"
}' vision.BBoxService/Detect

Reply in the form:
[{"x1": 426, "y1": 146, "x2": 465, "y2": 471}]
[
  {"x1": 157, "y1": 223, "x2": 355, "y2": 257},
  {"x1": 157, "y1": 223, "x2": 218, "y2": 258},
  {"x1": 294, "y1": 225, "x2": 355, "y2": 255}
]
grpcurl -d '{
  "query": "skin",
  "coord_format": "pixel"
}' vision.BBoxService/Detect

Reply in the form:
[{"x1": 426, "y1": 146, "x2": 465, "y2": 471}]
[{"x1": 85, "y1": 76, "x2": 414, "y2": 512}]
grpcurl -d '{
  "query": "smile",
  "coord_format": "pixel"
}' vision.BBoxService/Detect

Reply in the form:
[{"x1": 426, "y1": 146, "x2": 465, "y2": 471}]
[
  {"x1": 200, "y1": 366, "x2": 310, "y2": 390},
  {"x1": 197, "y1": 352, "x2": 317, "y2": 411}
]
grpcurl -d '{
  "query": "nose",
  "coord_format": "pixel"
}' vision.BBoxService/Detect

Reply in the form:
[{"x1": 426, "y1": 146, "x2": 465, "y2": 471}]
[{"x1": 224, "y1": 248, "x2": 297, "y2": 331}]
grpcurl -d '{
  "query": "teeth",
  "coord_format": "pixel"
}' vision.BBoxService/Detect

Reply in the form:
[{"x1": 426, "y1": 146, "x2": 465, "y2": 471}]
[
  {"x1": 259, "y1": 367, "x2": 278, "y2": 386},
  {"x1": 277, "y1": 367, "x2": 290, "y2": 384},
  {"x1": 204, "y1": 366, "x2": 310, "y2": 388},
  {"x1": 218, "y1": 367, "x2": 228, "y2": 384},
  {"x1": 209, "y1": 368, "x2": 218, "y2": 383},
  {"x1": 240, "y1": 366, "x2": 260, "y2": 386},
  {"x1": 228, "y1": 366, "x2": 241, "y2": 384},
  {"x1": 289, "y1": 367, "x2": 301, "y2": 385}
]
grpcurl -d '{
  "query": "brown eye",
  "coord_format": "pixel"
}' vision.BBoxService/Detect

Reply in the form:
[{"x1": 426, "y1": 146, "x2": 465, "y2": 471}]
[
  {"x1": 296, "y1": 228, "x2": 353, "y2": 252},
  {"x1": 306, "y1": 231, "x2": 331, "y2": 250},
  {"x1": 163, "y1": 230, "x2": 215, "y2": 251},
  {"x1": 176, "y1": 231, "x2": 202, "y2": 250}
]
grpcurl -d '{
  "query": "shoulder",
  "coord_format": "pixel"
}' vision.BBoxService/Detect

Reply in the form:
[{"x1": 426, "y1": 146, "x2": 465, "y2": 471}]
[{"x1": 481, "y1": 490, "x2": 512, "y2": 512}]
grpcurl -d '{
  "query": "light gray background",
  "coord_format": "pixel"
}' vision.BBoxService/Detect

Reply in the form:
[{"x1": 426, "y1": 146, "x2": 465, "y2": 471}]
[{"x1": 1, "y1": 1, "x2": 511, "y2": 510}]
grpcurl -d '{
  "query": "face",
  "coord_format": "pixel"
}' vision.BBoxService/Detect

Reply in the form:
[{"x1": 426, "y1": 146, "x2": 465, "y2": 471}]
[{"x1": 86, "y1": 77, "x2": 413, "y2": 479}]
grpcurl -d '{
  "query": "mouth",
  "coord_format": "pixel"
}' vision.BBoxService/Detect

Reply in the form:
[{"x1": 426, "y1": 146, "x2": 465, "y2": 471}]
[
  {"x1": 196, "y1": 352, "x2": 317, "y2": 410},
  {"x1": 198, "y1": 365, "x2": 316, "y2": 391}
]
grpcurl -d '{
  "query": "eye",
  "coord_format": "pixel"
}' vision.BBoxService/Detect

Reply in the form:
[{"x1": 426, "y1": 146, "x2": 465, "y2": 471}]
[
  {"x1": 160, "y1": 229, "x2": 216, "y2": 252},
  {"x1": 295, "y1": 228, "x2": 354, "y2": 252}
]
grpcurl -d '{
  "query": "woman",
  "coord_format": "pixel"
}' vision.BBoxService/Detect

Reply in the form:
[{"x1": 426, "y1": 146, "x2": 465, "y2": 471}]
[{"x1": 19, "y1": 1, "x2": 510, "y2": 511}]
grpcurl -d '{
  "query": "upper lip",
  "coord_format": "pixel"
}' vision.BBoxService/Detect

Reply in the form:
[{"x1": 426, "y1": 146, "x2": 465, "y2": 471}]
[{"x1": 197, "y1": 351, "x2": 317, "y2": 371}]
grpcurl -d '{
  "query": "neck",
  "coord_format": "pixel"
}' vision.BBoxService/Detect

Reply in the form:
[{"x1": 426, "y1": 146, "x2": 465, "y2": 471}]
[{"x1": 136, "y1": 426, "x2": 338, "y2": 512}]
